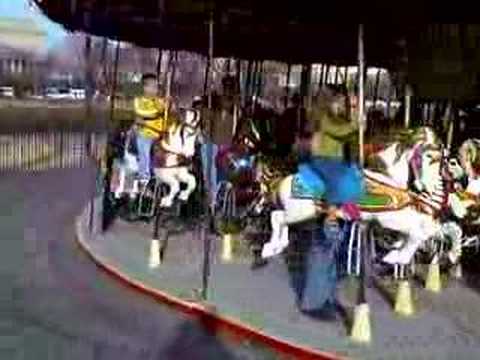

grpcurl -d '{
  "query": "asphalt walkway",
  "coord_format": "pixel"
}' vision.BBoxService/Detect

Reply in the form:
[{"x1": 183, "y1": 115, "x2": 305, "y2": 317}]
[{"x1": 0, "y1": 166, "x2": 277, "y2": 360}]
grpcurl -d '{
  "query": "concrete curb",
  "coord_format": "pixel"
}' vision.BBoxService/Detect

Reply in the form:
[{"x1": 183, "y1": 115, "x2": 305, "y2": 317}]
[{"x1": 74, "y1": 201, "x2": 345, "y2": 360}]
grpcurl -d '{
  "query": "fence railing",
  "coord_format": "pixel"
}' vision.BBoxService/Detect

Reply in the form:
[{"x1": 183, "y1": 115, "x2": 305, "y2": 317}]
[{"x1": 0, "y1": 131, "x2": 107, "y2": 172}]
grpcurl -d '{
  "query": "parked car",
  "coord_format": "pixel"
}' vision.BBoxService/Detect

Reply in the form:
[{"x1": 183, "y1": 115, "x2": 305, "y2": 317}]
[
  {"x1": 45, "y1": 87, "x2": 75, "y2": 100},
  {"x1": 0, "y1": 86, "x2": 14, "y2": 98},
  {"x1": 70, "y1": 88, "x2": 86, "y2": 100}
]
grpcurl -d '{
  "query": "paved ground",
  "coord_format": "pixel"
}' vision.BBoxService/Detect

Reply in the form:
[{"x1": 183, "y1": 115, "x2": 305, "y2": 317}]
[
  {"x1": 95, "y1": 208, "x2": 480, "y2": 360},
  {"x1": 0, "y1": 166, "x2": 280, "y2": 360}
]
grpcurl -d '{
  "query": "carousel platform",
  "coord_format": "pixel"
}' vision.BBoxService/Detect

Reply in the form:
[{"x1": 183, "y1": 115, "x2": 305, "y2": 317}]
[{"x1": 77, "y1": 213, "x2": 480, "y2": 360}]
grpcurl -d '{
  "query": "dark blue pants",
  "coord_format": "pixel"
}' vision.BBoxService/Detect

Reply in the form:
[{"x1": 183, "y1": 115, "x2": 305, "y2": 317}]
[{"x1": 290, "y1": 220, "x2": 348, "y2": 312}]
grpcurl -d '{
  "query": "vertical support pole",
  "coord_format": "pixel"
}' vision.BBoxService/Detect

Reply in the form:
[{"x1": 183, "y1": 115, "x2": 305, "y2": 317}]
[
  {"x1": 318, "y1": 64, "x2": 324, "y2": 87},
  {"x1": 344, "y1": 66, "x2": 348, "y2": 85},
  {"x1": 235, "y1": 59, "x2": 241, "y2": 92},
  {"x1": 251, "y1": 61, "x2": 259, "y2": 100},
  {"x1": 334, "y1": 66, "x2": 340, "y2": 85},
  {"x1": 386, "y1": 76, "x2": 393, "y2": 120},
  {"x1": 156, "y1": 48, "x2": 163, "y2": 89},
  {"x1": 404, "y1": 84, "x2": 412, "y2": 128},
  {"x1": 251, "y1": 61, "x2": 259, "y2": 119},
  {"x1": 259, "y1": 61, "x2": 265, "y2": 98},
  {"x1": 201, "y1": 12, "x2": 214, "y2": 301},
  {"x1": 285, "y1": 63, "x2": 292, "y2": 108},
  {"x1": 203, "y1": 55, "x2": 210, "y2": 97},
  {"x1": 109, "y1": 41, "x2": 121, "y2": 123},
  {"x1": 163, "y1": 52, "x2": 174, "y2": 126},
  {"x1": 84, "y1": 35, "x2": 94, "y2": 154},
  {"x1": 445, "y1": 101, "x2": 454, "y2": 150},
  {"x1": 244, "y1": 60, "x2": 252, "y2": 106},
  {"x1": 301, "y1": 64, "x2": 312, "y2": 111},
  {"x1": 226, "y1": 58, "x2": 231, "y2": 73},
  {"x1": 254, "y1": 61, "x2": 263, "y2": 99},
  {"x1": 85, "y1": 36, "x2": 93, "y2": 107},
  {"x1": 84, "y1": 35, "x2": 96, "y2": 234},
  {"x1": 324, "y1": 64, "x2": 331, "y2": 85},
  {"x1": 358, "y1": 24, "x2": 366, "y2": 168},
  {"x1": 373, "y1": 68, "x2": 381, "y2": 108}
]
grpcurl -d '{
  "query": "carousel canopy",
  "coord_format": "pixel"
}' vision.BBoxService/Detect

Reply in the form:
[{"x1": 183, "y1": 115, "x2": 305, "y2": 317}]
[
  {"x1": 34, "y1": 0, "x2": 473, "y2": 66},
  {"x1": 35, "y1": 1, "x2": 480, "y2": 99}
]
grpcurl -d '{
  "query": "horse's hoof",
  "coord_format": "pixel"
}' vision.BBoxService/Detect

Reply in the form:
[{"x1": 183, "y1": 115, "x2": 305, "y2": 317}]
[
  {"x1": 178, "y1": 193, "x2": 190, "y2": 202},
  {"x1": 251, "y1": 257, "x2": 269, "y2": 270},
  {"x1": 261, "y1": 243, "x2": 285, "y2": 259},
  {"x1": 160, "y1": 199, "x2": 173, "y2": 208}
]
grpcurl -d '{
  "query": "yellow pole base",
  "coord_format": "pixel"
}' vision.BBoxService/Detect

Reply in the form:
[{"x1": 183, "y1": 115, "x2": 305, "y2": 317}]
[
  {"x1": 425, "y1": 262, "x2": 441, "y2": 293},
  {"x1": 394, "y1": 280, "x2": 415, "y2": 317},
  {"x1": 149, "y1": 239, "x2": 161, "y2": 269},
  {"x1": 350, "y1": 303, "x2": 372, "y2": 344},
  {"x1": 221, "y1": 233, "x2": 234, "y2": 263},
  {"x1": 453, "y1": 263, "x2": 463, "y2": 279}
]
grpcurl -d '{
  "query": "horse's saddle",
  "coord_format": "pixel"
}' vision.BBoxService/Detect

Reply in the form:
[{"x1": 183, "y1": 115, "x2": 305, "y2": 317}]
[
  {"x1": 359, "y1": 176, "x2": 412, "y2": 212},
  {"x1": 291, "y1": 169, "x2": 325, "y2": 200},
  {"x1": 292, "y1": 167, "x2": 410, "y2": 212}
]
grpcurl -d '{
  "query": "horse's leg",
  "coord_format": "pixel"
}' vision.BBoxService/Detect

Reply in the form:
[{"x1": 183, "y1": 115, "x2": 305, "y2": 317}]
[
  {"x1": 378, "y1": 209, "x2": 439, "y2": 265},
  {"x1": 115, "y1": 165, "x2": 125, "y2": 199},
  {"x1": 261, "y1": 210, "x2": 287, "y2": 258},
  {"x1": 262, "y1": 176, "x2": 318, "y2": 258},
  {"x1": 155, "y1": 168, "x2": 180, "y2": 208},
  {"x1": 177, "y1": 167, "x2": 197, "y2": 202}
]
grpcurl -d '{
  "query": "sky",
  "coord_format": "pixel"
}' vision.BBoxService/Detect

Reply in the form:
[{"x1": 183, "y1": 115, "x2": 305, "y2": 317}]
[{"x1": 0, "y1": 0, "x2": 67, "y2": 49}]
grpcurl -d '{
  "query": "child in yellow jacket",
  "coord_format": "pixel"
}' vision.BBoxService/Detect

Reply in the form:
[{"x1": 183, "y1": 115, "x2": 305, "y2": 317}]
[{"x1": 134, "y1": 73, "x2": 173, "y2": 183}]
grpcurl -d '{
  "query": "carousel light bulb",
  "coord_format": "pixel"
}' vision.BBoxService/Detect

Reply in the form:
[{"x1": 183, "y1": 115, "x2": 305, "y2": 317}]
[{"x1": 238, "y1": 159, "x2": 248, "y2": 168}]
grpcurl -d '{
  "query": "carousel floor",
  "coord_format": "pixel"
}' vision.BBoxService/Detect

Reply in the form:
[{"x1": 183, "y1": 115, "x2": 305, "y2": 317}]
[{"x1": 86, "y1": 213, "x2": 480, "y2": 360}]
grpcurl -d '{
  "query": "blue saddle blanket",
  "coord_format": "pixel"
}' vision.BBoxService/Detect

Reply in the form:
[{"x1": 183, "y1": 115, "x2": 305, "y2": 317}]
[
  {"x1": 293, "y1": 158, "x2": 365, "y2": 205},
  {"x1": 292, "y1": 170, "x2": 325, "y2": 200}
]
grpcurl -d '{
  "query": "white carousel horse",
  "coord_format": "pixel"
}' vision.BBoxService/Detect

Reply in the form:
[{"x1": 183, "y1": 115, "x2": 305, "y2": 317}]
[
  {"x1": 153, "y1": 109, "x2": 201, "y2": 208},
  {"x1": 363, "y1": 142, "x2": 447, "y2": 265},
  {"x1": 259, "y1": 127, "x2": 449, "y2": 266},
  {"x1": 441, "y1": 139, "x2": 480, "y2": 262},
  {"x1": 110, "y1": 129, "x2": 141, "y2": 199},
  {"x1": 460, "y1": 139, "x2": 480, "y2": 197}
]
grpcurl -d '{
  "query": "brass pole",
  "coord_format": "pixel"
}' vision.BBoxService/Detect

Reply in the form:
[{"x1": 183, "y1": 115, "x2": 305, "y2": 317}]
[
  {"x1": 358, "y1": 24, "x2": 366, "y2": 167},
  {"x1": 109, "y1": 41, "x2": 120, "y2": 123}
]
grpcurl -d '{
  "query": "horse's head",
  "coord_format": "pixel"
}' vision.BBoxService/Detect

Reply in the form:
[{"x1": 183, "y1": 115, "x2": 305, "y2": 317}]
[
  {"x1": 416, "y1": 143, "x2": 443, "y2": 194},
  {"x1": 235, "y1": 117, "x2": 262, "y2": 154},
  {"x1": 179, "y1": 108, "x2": 200, "y2": 130},
  {"x1": 459, "y1": 139, "x2": 480, "y2": 179}
]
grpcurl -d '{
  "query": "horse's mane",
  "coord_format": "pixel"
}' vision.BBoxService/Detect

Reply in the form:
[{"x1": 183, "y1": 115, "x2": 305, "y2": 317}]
[{"x1": 365, "y1": 126, "x2": 439, "y2": 176}]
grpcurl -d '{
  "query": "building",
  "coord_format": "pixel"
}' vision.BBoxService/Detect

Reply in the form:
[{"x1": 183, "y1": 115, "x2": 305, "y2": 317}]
[{"x1": 0, "y1": 17, "x2": 47, "y2": 79}]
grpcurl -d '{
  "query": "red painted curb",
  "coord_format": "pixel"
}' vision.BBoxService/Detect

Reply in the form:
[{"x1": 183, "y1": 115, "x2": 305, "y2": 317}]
[{"x1": 75, "y1": 216, "x2": 347, "y2": 360}]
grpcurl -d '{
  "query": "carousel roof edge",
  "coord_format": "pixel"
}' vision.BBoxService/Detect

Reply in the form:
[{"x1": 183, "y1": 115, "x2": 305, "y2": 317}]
[{"x1": 34, "y1": 0, "x2": 422, "y2": 66}]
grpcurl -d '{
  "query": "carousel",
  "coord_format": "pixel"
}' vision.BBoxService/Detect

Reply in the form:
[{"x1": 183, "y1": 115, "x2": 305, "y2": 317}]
[{"x1": 35, "y1": 1, "x2": 480, "y2": 358}]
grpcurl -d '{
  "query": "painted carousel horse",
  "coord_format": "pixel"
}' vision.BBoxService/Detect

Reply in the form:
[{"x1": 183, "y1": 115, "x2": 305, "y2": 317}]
[
  {"x1": 440, "y1": 139, "x2": 480, "y2": 263},
  {"x1": 211, "y1": 113, "x2": 274, "y2": 232},
  {"x1": 459, "y1": 139, "x2": 480, "y2": 196},
  {"x1": 109, "y1": 125, "x2": 144, "y2": 200},
  {"x1": 152, "y1": 108, "x2": 201, "y2": 208},
  {"x1": 257, "y1": 127, "x2": 451, "y2": 267}
]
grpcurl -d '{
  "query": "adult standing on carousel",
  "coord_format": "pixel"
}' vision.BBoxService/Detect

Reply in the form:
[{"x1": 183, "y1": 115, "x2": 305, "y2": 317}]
[
  {"x1": 274, "y1": 93, "x2": 309, "y2": 157},
  {"x1": 300, "y1": 84, "x2": 364, "y2": 207},
  {"x1": 200, "y1": 75, "x2": 240, "y2": 210},
  {"x1": 295, "y1": 84, "x2": 364, "y2": 320}
]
